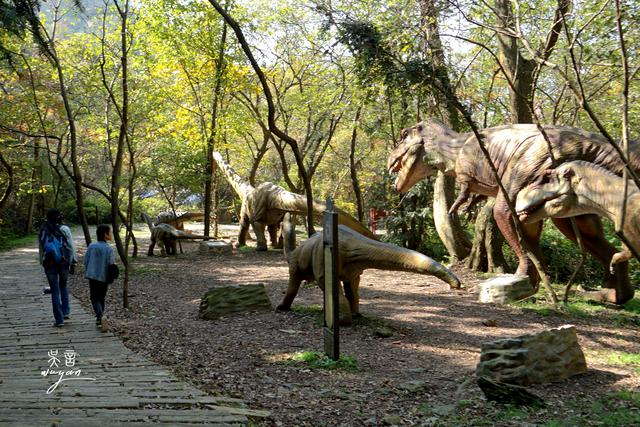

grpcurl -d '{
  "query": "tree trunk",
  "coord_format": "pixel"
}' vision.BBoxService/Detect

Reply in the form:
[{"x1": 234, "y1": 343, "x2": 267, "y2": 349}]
[
  {"x1": 25, "y1": 139, "x2": 40, "y2": 234},
  {"x1": 349, "y1": 106, "x2": 365, "y2": 223},
  {"x1": 108, "y1": 0, "x2": 131, "y2": 308},
  {"x1": 419, "y1": 0, "x2": 471, "y2": 260},
  {"x1": 0, "y1": 150, "x2": 13, "y2": 214},
  {"x1": 204, "y1": 10, "x2": 228, "y2": 237},
  {"x1": 433, "y1": 173, "x2": 472, "y2": 260},
  {"x1": 466, "y1": 199, "x2": 507, "y2": 273},
  {"x1": 494, "y1": 0, "x2": 534, "y2": 123},
  {"x1": 54, "y1": 57, "x2": 91, "y2": 245}
]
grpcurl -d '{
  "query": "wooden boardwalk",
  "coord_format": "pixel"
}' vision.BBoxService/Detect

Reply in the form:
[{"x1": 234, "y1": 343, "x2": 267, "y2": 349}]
[{"x1": 0, "y1": 243, "x2": 268, "y2": 426}]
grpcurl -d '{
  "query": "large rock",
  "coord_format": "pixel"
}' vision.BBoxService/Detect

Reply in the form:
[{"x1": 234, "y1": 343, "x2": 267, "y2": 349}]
[
  {"x1": 476, "y1": 325, "x2": 587, "y2": 386},
  {"x1": 478, "y1": 274, "x2": 535, "y2": 304},
  {"x1": 199, "y1": 283, "x2": 273, "y2": 320},
  {"x1": 199, "y1": 240, "x2": 233, "y2": 255}
]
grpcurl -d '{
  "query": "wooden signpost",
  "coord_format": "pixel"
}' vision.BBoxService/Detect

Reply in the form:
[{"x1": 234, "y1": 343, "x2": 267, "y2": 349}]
[{"x1": 323, "y1": 198, "x2": 340, "y2": 361}]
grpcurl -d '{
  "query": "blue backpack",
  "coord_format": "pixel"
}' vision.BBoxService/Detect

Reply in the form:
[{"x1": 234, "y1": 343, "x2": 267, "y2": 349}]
[{"x1": 41, "y1": 226, "x2": 65, "y2": 267}]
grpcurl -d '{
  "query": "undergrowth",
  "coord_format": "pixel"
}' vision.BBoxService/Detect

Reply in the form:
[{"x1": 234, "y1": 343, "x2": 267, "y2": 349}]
[{"x1": 286, "y1": 351, "x2": 359, "y2": 372}]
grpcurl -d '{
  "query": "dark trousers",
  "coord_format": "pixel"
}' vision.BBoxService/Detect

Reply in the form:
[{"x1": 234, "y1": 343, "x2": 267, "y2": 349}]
[{"x1": 89, "y1": 279, "x2": 109, "y2": 320}]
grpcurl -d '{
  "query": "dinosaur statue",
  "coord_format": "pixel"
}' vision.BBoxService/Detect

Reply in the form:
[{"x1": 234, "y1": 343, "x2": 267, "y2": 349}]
[
  {"x1": 212, "y1": 151, "x2": 375, "y2": 251},
  {"x1": 142, "y1": 213, "x2": 209, "y2": 256},
  {"x1": 516, "y1": 161, "x2": 639, "y2": 297},
  {"x1": 154, "y1": 211, "x2": 204, "y2": 230},
  {"x1": 387, "y1": 119, "x2": 640, "y2": 304},
  {"x1": 276, "y1": 224, "x2": 461, "y2": 325}
]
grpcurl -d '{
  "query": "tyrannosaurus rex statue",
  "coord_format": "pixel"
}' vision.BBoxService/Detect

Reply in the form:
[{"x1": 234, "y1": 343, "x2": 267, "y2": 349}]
[
  {"x1": 516, "y1": 160, "x2": 638, "y2": 302},
  {"x1": 142, "y1": 213, "x2": 209, "y2": 256},
  {"x1": 212, "y1": 151, "x2": 375, "y2": 251},
  {"x1": 387, "y1": 120, "x2": 640, "y2": 304},
  {"x1": 277, "y1": 224, "x2": 461, "y2": 325}
]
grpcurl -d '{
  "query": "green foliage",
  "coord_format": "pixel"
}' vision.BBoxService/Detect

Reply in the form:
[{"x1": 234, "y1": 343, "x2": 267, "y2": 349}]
[
  {"x1": 514, "y1": 296, "x2": 640, "y2": 327},
  {"x1": 0, "y1": 230, "x2": 37, "y2": 251},
  {"x1": 286, "y1": 351, "x2": 359, "y2": 372},
  {"x1": 538, "y1": 221, "x2": 604, "y2": 287},
  {"x1": 379, "y1": 178, "x2": 448, "y2": 261},
  {"x1": 602, "y1": 351, "x2": 640, "y2": 373}
]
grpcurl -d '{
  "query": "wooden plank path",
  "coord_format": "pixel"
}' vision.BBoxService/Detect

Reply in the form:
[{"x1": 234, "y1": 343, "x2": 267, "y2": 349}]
[{"x1": 0, "y1": 243, "x2": 269, "y2": 426}]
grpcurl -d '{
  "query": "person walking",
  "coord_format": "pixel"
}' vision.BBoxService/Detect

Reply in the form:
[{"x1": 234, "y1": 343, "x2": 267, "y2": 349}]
[
  {"x1": 84, "y1": 224, "x2": 116, "y2": 332},
  {"x1": 39, "y1": 208, "x2": 77, "y2": 327}
]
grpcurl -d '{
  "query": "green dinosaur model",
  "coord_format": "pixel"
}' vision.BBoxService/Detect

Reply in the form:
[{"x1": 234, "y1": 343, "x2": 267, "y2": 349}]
[
  {"x1": 212, "y1": 151, "x2": 375, "y2": 251},
  {"x1": 516, "y1": 160, "x2": 638, "y2": 301},
  {"x1": 277, "y1": 224, "x2": 461, "y2": 325},
  {"x1": 387, "y1": 119, "x2": 640, "y2": 304}
]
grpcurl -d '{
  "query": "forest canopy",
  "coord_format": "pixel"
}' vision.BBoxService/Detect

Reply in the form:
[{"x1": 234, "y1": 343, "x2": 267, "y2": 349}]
[{"x1": 1, "y1": 0, "x2": 639, "y2": 283}]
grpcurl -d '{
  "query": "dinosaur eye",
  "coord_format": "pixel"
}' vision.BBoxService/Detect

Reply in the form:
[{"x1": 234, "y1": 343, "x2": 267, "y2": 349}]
[
  {"x1": 401, "y1": 129, "x2": 408, "y2": 139},
  {"x1": 416, "y1": 124, "x2": 423, "y2": 132}
]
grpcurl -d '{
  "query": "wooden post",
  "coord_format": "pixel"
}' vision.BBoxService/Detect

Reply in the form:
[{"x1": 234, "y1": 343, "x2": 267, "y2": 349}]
[{"x1": 323, "y1": 198, "x2": 339, "y2": 361}]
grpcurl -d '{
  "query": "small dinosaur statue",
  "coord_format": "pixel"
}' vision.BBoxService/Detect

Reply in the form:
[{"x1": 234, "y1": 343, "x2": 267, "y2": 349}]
[
  {"x1": 277, "y1": 224, "x2": 461, "y2": 325},
  {"x1": 154, "y1": 211, "x2": 205, "y2": 230},
  {"x1": 516, "y1": 161, "x2": 639, "y2": 294},
  {"x1": 387, "y1": 119, "x2": 640, "y2": 304},
  {"x1": 212, "y1": 151, "x2": 375, "y2": 251},
  {"x1": 142, "y1": 213, "x2": 209, "y2": 256}
]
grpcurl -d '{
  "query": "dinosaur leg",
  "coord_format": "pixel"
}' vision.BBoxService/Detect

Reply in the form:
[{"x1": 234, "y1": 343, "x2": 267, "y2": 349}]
[
  {"x1": 251, "y1": 222, "x2": 269, "y2": 251},
  {"x1": 277, "y1": 272, "x2": 303, "y2": 311},
  {"x1": 166, "y1": 238, "x2": 177, "y2": 255},
  {"x1": 552, "y1": 215, "x2": 633, "y2": 304},
  {"x1": 343, "y1": 273, "x2": 362, "y2": 318},
  {"x1": 268, "y1": 223, "x2": 282, "y2": 249},
  {"x1": 448, "y1": 182, "x2": 470, "y2": 216},
  {"x1": 337, "y1": 286, "x2": 353, "y2": 326},
  {"x1": 610, "y1": 247, "x2": 632, "y2": 273},
  {"x1": 493, "y1": 194, "x2": 545, "y2": 286},
  {"x1": 237, "y1": 217, "x2": 250, "y2": 247},
  {"x1": 148, "y1": 238, "x2": 156, "y2": 256}
]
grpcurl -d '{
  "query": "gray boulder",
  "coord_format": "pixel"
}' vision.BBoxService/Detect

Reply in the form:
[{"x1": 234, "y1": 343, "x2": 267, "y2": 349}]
[
  {"x1": 200, "y1": 283, "x2": 273, "y2": 320},
  {"x1": 478, "y1": 274, "x2": 535, "y2": 304},
  {"x1": 476, "y1": 324, "x2": 587, "y2": 386},
  {"x1": 199, "y1": 240, "x2": 233, "y2": 255}
]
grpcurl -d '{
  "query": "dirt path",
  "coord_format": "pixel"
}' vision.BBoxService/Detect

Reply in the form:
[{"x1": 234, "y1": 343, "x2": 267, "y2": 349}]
[
  {"x1": 0, "y1": 238, "x2": 268, "y2": 426},
  {"x1": 67, "y1": 224, "x2": 640, "y2": 426}
]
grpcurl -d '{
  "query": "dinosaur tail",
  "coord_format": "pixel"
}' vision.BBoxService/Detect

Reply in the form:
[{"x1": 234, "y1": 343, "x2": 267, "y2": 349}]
[
  {"x1": 274, "y1": 190, "x2": 376, "y2": 239},
  {"x1": 340, "y1": 228, "x2": 461, "y2": 288},
  {"x1": 282, "y1": 213, "x2": 297, "y2": 260},
  {"x1": 141, "y1": 212, "x2": 155, "y2": 233},
  {"x1": 173, "y1": 229, "x2": 210, "y2": 240},
  {"x1": 311, "y1": 200, "x2": 376, "y2": 240},
  {"x1": 212, "y1": 151, "x2": 254, "y2": 199}
]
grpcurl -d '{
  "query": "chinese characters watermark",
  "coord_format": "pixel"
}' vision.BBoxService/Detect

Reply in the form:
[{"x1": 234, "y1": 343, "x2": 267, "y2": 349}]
[{"x1": 42, "y1": 349, "x2": 96, "y2": 394}]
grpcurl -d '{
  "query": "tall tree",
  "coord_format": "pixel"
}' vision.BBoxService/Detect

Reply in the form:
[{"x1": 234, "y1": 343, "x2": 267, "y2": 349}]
[{"x1": 419, "y1": 0, "x2": 472, "y2": 262}]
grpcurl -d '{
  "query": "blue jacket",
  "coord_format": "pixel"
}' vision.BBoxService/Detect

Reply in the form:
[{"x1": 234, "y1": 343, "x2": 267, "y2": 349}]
[{"x1": 84, "y1": 241, "x2": 115, "y2": 283}]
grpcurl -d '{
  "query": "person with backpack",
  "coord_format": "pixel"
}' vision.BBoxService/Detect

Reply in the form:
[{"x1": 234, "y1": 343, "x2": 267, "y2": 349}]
[
  {"x1": 39, "y1": 208, "x2": 77, "y2": 327},
  {"x1": 84, "y1": 224, "x2": 116, "y2": 332}
]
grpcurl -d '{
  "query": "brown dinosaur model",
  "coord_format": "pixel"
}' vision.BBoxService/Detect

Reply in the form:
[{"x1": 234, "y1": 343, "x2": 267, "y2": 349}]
[
  {"x1": 516, "y1": 161, "x2": 639, "y2": 298},
  {"x1": 387, "y1": 119, "x2": 640, "y2": 304},
  {"x1": 276, "y1": 224, "x2": 461, "y2": 325},
  {"x1": 154, "y1": 211, "x2": 205, "y2": 230},
  {"x1": 142, "y1": 213, "x2": 209, "y2": 256},
  {"x1": 212, "y1": 151, "x2": 375, "y2": 251}
]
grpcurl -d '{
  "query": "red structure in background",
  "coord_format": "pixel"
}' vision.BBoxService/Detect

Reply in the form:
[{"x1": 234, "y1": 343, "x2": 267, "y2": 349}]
[{"x1": 369, "y1": 208, "x2": 390, "y2": 234}]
